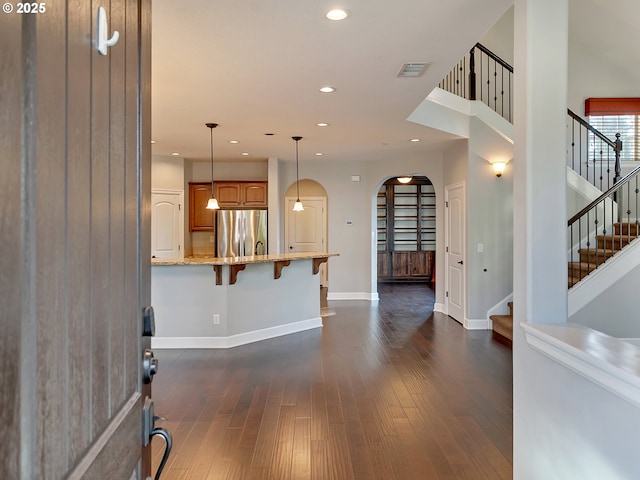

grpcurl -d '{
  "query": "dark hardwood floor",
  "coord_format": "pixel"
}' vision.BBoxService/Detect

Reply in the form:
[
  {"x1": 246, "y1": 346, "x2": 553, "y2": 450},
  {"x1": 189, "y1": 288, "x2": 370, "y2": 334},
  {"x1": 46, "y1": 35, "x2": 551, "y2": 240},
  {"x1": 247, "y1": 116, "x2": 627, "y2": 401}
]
[{"x1": 151, "y1": 283, "x2": 513, "y2": 479}]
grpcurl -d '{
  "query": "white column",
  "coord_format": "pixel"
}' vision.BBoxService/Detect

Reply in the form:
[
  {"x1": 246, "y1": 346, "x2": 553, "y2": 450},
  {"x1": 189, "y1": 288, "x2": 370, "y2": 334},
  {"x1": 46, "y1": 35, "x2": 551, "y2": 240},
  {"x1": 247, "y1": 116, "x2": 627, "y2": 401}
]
[
  {"x1": 513, "y1": 0, "x2": 568, "y2": 326},
  {"x1": 513, "y1": 0, "x2": 569, "y2": 477},
  {"x1": 267, "y1": 156, "x2": 280, "y2": 253}
]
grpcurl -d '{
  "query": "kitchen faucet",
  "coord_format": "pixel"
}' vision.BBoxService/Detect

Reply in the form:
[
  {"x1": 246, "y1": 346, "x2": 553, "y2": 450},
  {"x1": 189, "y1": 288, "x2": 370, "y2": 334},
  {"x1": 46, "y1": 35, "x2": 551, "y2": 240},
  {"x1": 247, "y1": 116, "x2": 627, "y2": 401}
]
[{"x1": 254, "y1": 240, "x2": 265, "y2": 255}]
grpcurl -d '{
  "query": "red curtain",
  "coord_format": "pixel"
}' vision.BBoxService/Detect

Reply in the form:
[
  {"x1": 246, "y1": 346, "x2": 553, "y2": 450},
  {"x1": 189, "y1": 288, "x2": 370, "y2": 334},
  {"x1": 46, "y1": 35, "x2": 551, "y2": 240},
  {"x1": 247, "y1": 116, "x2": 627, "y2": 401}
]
[{"x1": 585, "y1": 98, "x2": 640, "y2": 116}]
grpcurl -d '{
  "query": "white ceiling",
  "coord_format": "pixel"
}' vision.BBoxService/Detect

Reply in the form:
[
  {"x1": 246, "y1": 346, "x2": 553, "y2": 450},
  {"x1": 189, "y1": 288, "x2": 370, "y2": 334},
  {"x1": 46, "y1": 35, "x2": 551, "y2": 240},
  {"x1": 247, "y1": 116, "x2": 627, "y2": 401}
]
[
  {"x1": 151, "y1": 0, "x2": 640, "y2": 164},
  {"x1": 151, "y1": 0, "x2": 512, "y2": 163}
]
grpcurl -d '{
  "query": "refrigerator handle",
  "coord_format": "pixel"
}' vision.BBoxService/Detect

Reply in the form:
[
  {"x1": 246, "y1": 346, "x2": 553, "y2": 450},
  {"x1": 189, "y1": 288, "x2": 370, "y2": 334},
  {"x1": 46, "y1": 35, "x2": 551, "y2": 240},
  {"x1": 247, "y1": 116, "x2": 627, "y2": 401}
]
[{"x1": 242, "y1": 216, "x2": 247, "y2": 256}]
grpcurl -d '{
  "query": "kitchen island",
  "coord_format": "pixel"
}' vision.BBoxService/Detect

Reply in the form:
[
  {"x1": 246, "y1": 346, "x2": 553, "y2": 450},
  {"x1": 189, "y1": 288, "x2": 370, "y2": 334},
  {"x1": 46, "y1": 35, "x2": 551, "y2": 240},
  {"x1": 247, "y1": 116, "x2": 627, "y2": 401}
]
[{"x1": 151, "y1": 252, "x2": 338, "y2": 348}]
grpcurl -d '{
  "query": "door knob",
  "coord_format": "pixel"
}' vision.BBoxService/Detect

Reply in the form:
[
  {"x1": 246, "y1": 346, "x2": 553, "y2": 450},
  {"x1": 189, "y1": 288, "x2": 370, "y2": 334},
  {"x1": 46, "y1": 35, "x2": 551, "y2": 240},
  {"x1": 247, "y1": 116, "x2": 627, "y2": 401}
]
[
  {"x1": 143, "y1": 349, "x2": 158, "y2": 384},
  {"x1": 457, "y1": 260, "x2": 464, "y2": 265}
]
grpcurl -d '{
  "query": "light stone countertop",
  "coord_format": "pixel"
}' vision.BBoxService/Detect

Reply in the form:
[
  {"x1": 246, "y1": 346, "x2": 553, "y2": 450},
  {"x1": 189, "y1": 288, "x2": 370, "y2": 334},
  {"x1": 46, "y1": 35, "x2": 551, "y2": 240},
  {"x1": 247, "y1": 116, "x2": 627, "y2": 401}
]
[{"x1": 151, "y1": 252, "x2": 338, "y2": 266}]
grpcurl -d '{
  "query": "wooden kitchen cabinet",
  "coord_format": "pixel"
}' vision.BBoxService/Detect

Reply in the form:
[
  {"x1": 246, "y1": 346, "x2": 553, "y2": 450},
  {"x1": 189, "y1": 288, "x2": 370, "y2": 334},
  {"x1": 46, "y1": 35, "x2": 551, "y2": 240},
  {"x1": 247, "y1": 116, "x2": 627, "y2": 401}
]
[
  {"x1": 215, "y1": 182, "x2": 242, "y2": 207},
  {"x1": 189, "y1": 181, "x2": 268, "y2": 231},
  {"x1": 214, "y1": 181, "x2": 268, "y2": 208},
  {"x1": 242, "y1": 182, "x2": 268, "y2": 207},
  {"x1": 189, "y1": 183, "x2": 215, "y2": 231},
  {"x1": 214, "y1": 180, "x2": 267, "y2": 208}
]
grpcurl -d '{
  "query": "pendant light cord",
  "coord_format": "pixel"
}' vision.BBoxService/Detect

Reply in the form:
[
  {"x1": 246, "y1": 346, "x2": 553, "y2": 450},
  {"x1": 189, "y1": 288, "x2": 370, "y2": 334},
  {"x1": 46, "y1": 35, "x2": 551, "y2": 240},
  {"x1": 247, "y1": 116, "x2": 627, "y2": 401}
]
[
  {"x1": 295, "y1": 139, "x2": 300, "y2": 200},
  {"x1": 210, "y1": 126, "x2": 214, "y2": 193},
  {"x1": 206, "y1": 123, "x2": 218, "y2": 194}
]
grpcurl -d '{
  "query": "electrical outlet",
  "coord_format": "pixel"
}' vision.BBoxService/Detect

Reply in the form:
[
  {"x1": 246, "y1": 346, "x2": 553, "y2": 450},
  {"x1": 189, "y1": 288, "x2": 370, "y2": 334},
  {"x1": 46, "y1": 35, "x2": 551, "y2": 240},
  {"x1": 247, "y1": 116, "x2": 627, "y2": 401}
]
[{"x1": 213, "y1": 314, "x2": 220, "y2": 325}]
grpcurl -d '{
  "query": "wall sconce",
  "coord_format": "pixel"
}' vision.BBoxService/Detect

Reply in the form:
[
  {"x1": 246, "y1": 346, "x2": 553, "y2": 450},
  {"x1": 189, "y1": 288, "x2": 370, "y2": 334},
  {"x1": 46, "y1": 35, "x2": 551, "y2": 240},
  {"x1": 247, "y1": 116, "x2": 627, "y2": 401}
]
[{"x1": 491, "y1": 161, "x2": 507, "y2": 177}]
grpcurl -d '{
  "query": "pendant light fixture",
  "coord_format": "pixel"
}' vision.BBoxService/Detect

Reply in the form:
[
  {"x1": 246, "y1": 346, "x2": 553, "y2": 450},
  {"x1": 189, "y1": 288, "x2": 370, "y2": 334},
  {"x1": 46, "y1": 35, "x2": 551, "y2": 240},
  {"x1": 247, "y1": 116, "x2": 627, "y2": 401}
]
[
  {"x1": 205, "y1": 122, "x2": 220, "y2": 210},
  {"x1": 292, "y1": 136, "x2": 304, "y2": 212}
]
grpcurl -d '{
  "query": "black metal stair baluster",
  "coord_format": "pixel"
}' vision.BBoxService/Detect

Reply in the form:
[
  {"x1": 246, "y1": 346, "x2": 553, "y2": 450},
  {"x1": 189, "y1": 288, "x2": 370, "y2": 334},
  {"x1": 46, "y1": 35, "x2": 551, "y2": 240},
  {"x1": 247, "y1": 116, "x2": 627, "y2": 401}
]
[{"x1": 634, "y1": 177, "x2": 640, "y2": 244}]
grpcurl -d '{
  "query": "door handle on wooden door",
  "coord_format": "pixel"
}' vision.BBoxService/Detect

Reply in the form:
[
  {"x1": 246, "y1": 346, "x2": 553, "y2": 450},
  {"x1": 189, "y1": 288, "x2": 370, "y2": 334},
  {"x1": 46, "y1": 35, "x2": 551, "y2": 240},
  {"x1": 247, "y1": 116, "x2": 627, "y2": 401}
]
[
  {"x1": 457, "y1": 260, "x2": 464, "y2": 265},
  {"x1": 141, "y1": 307, "x2": 172, "y2": 480},
  {"x1": 143, "y1": 397, "x2": 173, "y2": 480}
]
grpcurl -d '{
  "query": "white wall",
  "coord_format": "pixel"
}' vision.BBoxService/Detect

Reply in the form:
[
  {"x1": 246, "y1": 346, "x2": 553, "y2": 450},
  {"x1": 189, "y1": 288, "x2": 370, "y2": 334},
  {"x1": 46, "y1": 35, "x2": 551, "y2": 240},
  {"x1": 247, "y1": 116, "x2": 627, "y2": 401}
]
[
  {"x1": 185, "y1": 160, "x2": 268, "y2": 183},
  {"x1": 569, "y1": 257, "x2": 640, "y2": 338},
  {"x1": 152, "y1": 154, "x2": 184, "y2": 190},
  {"x1": 467, "y1": 117, "x2": 514, "y2": 320},
  {"x1": 270, "y1": 152, "x2": 447, "y2": 301},
  {"x1": 480, "y1": 6, "x2": 514, "y2": 66},
  {"x1": 568, "y1": 38, "x2": 640, "y2": 116},
  {"x1": 515, "y1": 344, "x2": 640, "y2": 479}
]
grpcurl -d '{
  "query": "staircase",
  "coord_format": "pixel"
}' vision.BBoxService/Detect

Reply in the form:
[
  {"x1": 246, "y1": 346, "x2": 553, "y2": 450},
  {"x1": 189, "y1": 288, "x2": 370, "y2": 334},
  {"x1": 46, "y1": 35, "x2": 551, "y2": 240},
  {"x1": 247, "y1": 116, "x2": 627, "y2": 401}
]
[
  {"x1": 490, "y1": 302, "x2": 513, "y2": 343},
  {"x1": 437, "y1": 45, "x2": 639, "y2": 342},
  {"x1": 491, "y1": 222, "x2": 640, "y2": 342},
  {"x1": 568, "y1": 222, "x2": 640, "y2": 287}
]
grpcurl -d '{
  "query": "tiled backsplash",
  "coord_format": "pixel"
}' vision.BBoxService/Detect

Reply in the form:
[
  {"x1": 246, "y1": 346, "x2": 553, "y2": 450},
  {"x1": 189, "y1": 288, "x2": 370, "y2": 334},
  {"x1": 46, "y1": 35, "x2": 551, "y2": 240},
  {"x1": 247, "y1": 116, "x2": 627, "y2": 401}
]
[{"x1": 189, "y1": 231, "x2": 215, "y2": 257}]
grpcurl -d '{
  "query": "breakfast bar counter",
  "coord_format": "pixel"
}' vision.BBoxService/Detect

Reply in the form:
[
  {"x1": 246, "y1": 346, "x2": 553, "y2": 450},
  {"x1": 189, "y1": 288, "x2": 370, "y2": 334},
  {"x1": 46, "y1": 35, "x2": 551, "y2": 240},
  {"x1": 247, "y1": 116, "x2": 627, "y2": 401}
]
[{"x1": 151, "y1": 252, "x2": 338, "y2": 349}]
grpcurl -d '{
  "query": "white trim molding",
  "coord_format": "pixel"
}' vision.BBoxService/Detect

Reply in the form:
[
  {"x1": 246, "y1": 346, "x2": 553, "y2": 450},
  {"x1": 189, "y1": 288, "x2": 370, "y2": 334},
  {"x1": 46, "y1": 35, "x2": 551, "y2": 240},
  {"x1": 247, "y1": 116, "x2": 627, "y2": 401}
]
[
  {"x1": 522, "y1": 322, "x2": 640, "y2": 408},
  {"x1": 152, "y1": 317, "x2": 323, "y2": 349},
  {"x1": 434, "y1": 302, "x2": 445, "y2": 313}
]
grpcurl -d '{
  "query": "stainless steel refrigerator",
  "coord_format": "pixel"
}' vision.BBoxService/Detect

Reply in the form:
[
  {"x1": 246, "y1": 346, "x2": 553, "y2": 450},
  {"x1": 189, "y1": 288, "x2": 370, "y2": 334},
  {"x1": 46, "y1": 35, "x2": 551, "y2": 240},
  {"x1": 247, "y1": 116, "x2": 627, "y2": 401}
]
[{"x1": 216, "y1": 210, "x2": 268, "y2": 257}]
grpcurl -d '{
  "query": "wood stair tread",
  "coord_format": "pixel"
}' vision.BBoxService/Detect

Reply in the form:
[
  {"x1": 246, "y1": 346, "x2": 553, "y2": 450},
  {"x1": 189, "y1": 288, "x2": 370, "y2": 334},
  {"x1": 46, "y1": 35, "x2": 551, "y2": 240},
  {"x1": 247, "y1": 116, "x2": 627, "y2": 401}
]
[
  {"x1": 490, "y1": 313, "x2": 513, "y2": 341},
  {"x1": 568, "y1": 261, "x2": 599, "y2": 273},
  {"x1": 578, "y1": 247, "x2": 616, "y2": 254},
  {"x1": 569, "y1": 222, "x2": 640, "y2": 288}
]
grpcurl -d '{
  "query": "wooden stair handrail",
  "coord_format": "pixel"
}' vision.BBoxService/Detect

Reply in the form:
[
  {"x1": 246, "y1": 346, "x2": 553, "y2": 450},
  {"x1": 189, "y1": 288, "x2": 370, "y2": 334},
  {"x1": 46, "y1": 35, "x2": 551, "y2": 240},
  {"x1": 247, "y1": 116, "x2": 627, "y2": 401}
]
[{"x1": 568, "y1": 164, "x2": 640, "y2": 227}]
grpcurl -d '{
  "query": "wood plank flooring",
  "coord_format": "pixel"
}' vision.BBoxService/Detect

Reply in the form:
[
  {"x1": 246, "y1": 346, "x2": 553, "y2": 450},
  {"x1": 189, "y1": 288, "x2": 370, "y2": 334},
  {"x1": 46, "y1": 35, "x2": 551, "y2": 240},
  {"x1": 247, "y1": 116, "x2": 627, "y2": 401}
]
[{"x1": 151, "y1": 283, "x2": 513, "y2": 479}]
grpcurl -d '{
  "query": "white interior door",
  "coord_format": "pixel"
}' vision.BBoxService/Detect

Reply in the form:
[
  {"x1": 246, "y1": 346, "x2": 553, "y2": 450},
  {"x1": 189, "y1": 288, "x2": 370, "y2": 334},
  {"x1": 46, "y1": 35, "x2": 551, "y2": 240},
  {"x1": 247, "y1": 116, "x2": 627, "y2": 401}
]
[
  {"x1": 151, "y1": 190, "x2": 184, "y2": 259},
  {"x1": 285, "y1": 197, "x2": 327, "y2": 284},
  {"x1": 445, "y1": 182, "x2": 465, "y2": 324}
]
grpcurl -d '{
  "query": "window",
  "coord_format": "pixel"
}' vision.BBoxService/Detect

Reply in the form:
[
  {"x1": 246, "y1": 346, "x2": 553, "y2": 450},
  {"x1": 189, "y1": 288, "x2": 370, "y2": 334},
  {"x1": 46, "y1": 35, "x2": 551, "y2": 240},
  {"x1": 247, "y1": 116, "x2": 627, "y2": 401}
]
[
  {"x1": 585, "y1": 98, "x2": 640, "y2": 162},
  {"x1": 588, "y1": 114, "x2": 638, "y2": 161}
]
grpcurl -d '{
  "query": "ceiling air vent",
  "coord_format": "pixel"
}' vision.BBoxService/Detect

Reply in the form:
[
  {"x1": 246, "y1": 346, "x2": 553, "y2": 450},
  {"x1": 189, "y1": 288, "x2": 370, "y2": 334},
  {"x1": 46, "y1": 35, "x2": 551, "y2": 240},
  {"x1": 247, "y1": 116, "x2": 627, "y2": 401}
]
[{"x1": 397, "y1": 62, "x2": 429, "y2": 78}]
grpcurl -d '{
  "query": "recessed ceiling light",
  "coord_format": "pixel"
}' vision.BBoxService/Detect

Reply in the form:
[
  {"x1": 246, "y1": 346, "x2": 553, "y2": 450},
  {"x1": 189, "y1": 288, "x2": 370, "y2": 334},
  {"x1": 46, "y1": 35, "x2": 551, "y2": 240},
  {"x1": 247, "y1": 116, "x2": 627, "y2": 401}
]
[
  {"x1": 151, "y1": 140, "x2": 156, "y2": 144},
  {"x1": 317, "y1": 122, "x2": 329, "y2": 127},
  {"x1": 326, "y1": 9, "x2": 350, "y2": 21},
  {"x1": 241, "y1": 152, "x2": 249, "y2": 156},
  {"x1": 319, "y1": 86, "x2": 336, "y2": 93},
  {"x1": 315, "y1": 152, "x2": 324, "y2": 156},
  {"x1": 410, "y1": 138, "x2": 421, "y2": 142},
  {"x1": 171, "y1": 152, "x2": 180, "y2": 156},
  {"x1": 230, "y1": 140, "x2": 239, "y2": 144}
]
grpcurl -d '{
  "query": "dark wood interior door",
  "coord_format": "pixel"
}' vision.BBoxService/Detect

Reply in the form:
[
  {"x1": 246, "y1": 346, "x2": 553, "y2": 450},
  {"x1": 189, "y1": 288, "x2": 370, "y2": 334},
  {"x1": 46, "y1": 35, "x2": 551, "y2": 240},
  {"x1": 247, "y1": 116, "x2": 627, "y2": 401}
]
[{"x1": 1, "y1": 1, "x2": 153, "y2": 478}]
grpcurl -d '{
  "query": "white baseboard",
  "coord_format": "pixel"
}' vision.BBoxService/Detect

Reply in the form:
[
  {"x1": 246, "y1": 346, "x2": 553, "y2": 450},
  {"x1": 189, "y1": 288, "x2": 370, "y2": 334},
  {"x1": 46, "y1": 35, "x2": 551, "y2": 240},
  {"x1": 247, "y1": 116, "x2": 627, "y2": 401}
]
[
  {"x1": 465, "y1": 318, "x2": 491, "y2": 330},
  {"x1": 434, "y1": 303, "x2": 445, "y2": 313},
  {"x1": 327, "y1": 292, "x2": 378, "y2": 301},
  {"x1": 151, "y1": 317, "x2": 323, "y2": 349}
]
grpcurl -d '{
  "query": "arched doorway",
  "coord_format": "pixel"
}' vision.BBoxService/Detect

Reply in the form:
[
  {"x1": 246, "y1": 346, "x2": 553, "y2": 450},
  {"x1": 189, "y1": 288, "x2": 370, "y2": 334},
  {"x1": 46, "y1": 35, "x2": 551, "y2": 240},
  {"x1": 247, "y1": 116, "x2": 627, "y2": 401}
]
[{"x1": 376, "y1": 175, "x2": 436, "y2": 284}]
